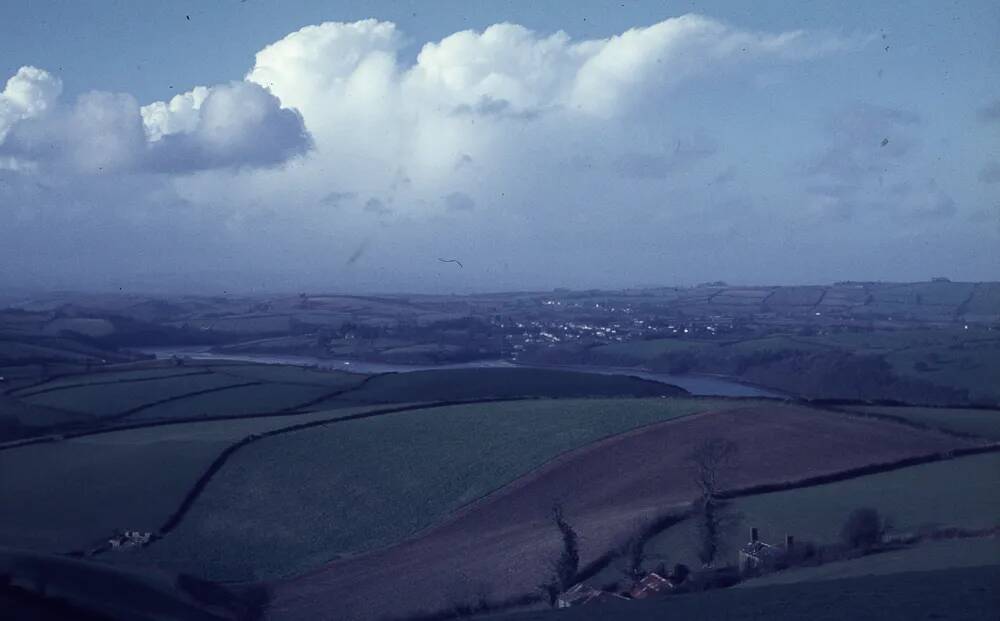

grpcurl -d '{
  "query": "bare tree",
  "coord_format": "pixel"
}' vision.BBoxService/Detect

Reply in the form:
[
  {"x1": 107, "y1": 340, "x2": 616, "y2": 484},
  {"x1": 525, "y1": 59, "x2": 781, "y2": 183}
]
[
  {"x1": 687, "y1": 438, "x2": 739, "y2": 500},
  {"x1": 686, "y1": 438, "x2": 739, "y2": 567}
]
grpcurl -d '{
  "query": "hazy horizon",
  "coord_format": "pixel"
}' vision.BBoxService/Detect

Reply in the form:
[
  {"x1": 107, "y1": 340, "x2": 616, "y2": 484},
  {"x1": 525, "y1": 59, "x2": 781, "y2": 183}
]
[{"x1": 2, "y1": 1, "x2": 998, "y2": 293}]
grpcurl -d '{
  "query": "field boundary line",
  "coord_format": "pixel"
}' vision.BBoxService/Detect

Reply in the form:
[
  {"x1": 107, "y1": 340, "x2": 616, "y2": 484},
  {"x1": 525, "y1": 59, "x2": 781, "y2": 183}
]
[
  {"x1": 105, "y1": 380, "x2": 264, "y2": 423},
  {"x1": 150, "y1": 397, "x2": 543, "y2": 539},
  {"x1": 718, "y1": 442, "x2": 1000, "y2": 501},
  {"x1": 824, "y1": 404, "x2": 998, "y2": 442},
  {"x1": 11, "y1": 370, "x2": 215, "y2": 398}
]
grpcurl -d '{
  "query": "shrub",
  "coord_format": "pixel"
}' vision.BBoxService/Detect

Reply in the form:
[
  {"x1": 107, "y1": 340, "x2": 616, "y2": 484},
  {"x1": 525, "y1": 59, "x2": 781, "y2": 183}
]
[{"x1": 840, "y1": 507, "x2": 889, "y2": 550}]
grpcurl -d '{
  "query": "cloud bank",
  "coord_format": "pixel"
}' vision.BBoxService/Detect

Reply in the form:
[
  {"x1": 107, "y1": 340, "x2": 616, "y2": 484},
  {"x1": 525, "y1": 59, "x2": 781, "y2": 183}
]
[{"x1": 0, "y1": 15, "x2": 994, "y2": 292}]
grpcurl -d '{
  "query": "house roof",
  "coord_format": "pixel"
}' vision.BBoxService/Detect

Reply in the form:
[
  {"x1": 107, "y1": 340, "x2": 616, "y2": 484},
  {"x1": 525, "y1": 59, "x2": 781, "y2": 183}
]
[
  {"x1": 559, "y1": 583, "x2": 629, "y2": 607},
  {"x1": 629, "y1": 572, "x2": 672, "y2": 599}
]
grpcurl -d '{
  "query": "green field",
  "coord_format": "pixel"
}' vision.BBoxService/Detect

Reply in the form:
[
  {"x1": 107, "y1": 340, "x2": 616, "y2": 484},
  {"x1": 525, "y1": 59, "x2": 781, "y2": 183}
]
[
  {"x1": 20, "y1": 373, "x2": 249, "y2": 418},
  {"x1": 319, "y1": 367, "x2": 684, "y2": 407},
  {"x1": 502, "y1": 565, "x2": 1000, "y2": 621},
  {"x1": 4, "y1": 364, "x2": 689, "y2": 434},
  {"x1": 0, "y1": 548, "x2": 228, "y2": 621},
  {"x1": 590, "y1": 338, "x2": 716, "y2": 363},
  {"x1": 886, "y1": 342, "x2": 1000, "y2": 403},
  {"x1": 127, "y1": 382, "x2": 335, "y2": 421},
  {"x1": 11, "y1": 366, "x2": 225, "y2": 395},
  {"x1": 132, "y1": 398, "x2": 737, "y2": 580},
  {"x1": 622, "y1": 452, "x2": 1000, "y2": 574},
  {"x1": 0, "y1": 404, "x2": 404, "y2": 553},
  {"x1": 211, "y1": 364, "x2": 366, "y2": 388},
  {"x1": 0, "y1": 438, "x2": 230, "y2": 552},
  {"x1": 846, "y1": 405, "x2": 1000, "y2": 440},
  {"x1": 739, "y1": 537, "x2": 1000, "y2": 588}
]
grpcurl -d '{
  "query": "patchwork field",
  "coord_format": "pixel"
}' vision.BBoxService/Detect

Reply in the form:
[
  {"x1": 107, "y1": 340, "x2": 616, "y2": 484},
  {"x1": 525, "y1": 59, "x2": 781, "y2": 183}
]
[
  {"x1": 499, "y1": 565, "x2": 1000, "y2": 621},
  {"x1": 267, "y1": 404, "x2": 975, "y2": 621},
  {"x1": 844, "y1": 405, "x2": 1000, "y2": 440},
  {"x1": 126, "y1": 398, "x2": 738, "y2": 581},
  {"x1": 126, "y1": 382, "x2": 336, "y2": 421},
  {"x1": 0, "y1": 404, "x2": 407, "y2": 553},
  {"x1": 315, "y1": 367, "x2": 686, "y2": 407},
  {"x1": 625, "y1": 452, "x2": 1000, "y2": 575},
  {"x1": 20, "y1": 372, "x2": 251, "y2": 418},
  {"x1": 1, "y1": 362, "x2": 687, "y2": 439},
  {"x1": 738, "y1": 537, "x2": 1000, "y2": 588}
]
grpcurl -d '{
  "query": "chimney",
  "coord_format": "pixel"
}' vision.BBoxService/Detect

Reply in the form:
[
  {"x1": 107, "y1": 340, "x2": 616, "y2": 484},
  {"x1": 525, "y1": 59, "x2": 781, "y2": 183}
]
[
  {"x1": 785, "y1": 534, "x2": 794, "y2": 550},
  {"x1": 750, "y1": 527, "x2": 759, "y2": 543}
]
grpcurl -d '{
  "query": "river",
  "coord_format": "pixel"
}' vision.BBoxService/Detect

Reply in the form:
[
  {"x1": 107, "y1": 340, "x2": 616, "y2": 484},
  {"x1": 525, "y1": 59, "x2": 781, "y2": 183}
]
[{"x1": 139, "y1": 347, "x2": 785, "y2": 398}]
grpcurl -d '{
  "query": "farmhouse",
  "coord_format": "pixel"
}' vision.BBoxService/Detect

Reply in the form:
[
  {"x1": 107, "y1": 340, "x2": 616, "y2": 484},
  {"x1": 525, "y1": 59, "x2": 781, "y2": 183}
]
[
  {"x1": 556, "y1": 583, "x2": 628, "y2": 608},
  {"x1": 629, "y1": 572, "x2": 672, "y2": 599},
  {"x1": 738, "y1": 527, "x2": 794, "y2": 573}
]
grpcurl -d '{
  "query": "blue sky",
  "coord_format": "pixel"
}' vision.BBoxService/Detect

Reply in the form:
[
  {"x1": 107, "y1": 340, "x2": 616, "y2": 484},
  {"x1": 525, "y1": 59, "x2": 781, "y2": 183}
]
[{"x1": 0, "y1": 1, "x2": 997, "y2": 292}]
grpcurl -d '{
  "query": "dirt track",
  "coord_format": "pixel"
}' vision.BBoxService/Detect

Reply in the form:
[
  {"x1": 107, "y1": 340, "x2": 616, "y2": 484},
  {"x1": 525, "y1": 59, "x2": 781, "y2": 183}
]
[{"x1": 268, "y1": 405, "x2": 977, "y2": 621}]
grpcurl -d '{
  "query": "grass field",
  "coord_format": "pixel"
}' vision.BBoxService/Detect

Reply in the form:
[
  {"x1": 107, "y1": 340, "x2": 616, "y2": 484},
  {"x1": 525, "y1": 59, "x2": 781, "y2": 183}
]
[
  {"x1": 0, "y1": 438, "x2": 230, "y2": 552},
  {"x1": 320, "y1": 367, "x2": 685, "y2": 407},
  {"x1": 624, "y1": 452, "x2": 1000, "y2": 574},
  {"x1": 498, "y1": 565, "x2": 1000, "y2": 621},
  {"x1": 886, "y1": 342, "x2": 1000, "y2": 403},
  {"x1": 126, "y1": 382, "x2": 336, "y2": 421},
  {"x1": 0, "y1": 404, "x2": 406, "y2": 553},
  {"x1": 738, "y1": 537, "x2": 1000, "y2": 588},
  {"x1": 0, "y1": 548, "x2": 228, "y2": 621},
  {"x1": 845, "y1": 405, "x2": 1000, "y2": 440},
  {"x1": 211, "y1": 364, "x2": 366, "y2": 388},
  {"x1": 11, "y1": 367, "x2": 226, "y2": 395},
  {"x1": 20, "y1": 373, "x2": 250, "y2": 418},
  {"x1": 4, "y1": 364, "x2": 689, "y2": 433},
  {"x1": 130, "y1": 398, "x2": 735, "y2": 580},
  {"x1": 267, "y1": 402, "x2": 975, "y2": 621}
]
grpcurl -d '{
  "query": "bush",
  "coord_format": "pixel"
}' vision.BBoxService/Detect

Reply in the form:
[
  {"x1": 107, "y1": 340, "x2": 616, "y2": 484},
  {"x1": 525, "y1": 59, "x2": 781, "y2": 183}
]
[
  {"x1": 840, "y1": 507, "x2": 889, "y2": 550},
  {"x1": 670, "y1": 563, "x2": 690, "y2": 583}
]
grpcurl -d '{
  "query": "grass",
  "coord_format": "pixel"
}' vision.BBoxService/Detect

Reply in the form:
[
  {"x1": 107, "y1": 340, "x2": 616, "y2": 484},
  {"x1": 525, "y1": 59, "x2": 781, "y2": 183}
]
[
  {"x1": 886, "y1": 342, "x2": 1000, "y2": 403},
  {"x1": 315, "y1": 367, "x2": 685, "y2": 407},
  {"x1": 0, "y1": 404, "x2": 406, "y2": 553},
  {"x1": 132, "y1": 398, "x2": 737, "y2": 580},
  {"x1": 20, "y1": 373, "x2": 249, "y2": 418},
  {"x1": 0, "y1": 548, "x2": 228, "y2": 621},
  {"x1": 845, "y1": 405, "x2": 1000, "y2": 440},
  {"x1": 11, "y1": 366, "x2": 221, "y2": 395},
  {"x1": 738, "y1": 537, "x2": 1000, "y2": 588},
  {"x1": 0, "y1": 437, "x2": 231, "y2": 553},
  {"x1": 590, "y1": 339, "x2": 712, "y2": 362},
  {"x1": 499, "y1": 565, "x2": 1000, "y2": 621},
  {"x1": 126, "y1": 382, "x2": 335, "y2": 421},
  {"x1": 626, "y1": 452, "x2": 1000, "y2": 573},
  {"x1": 211, "y1": 365, "x2": 367, "y2": 388}
]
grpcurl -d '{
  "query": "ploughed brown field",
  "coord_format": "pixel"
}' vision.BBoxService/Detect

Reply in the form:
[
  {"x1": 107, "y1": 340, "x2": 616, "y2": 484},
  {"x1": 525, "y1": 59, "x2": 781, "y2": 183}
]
[{"x1": 267, "y1": 405, "x2": 981, "y2": 621}]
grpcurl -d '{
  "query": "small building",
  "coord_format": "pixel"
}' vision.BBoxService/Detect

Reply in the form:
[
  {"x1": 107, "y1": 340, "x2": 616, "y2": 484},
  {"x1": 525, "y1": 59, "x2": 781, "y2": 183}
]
[
  {"x1": 108, "y1": 530, "x2": 152, "y2": 549},
  {"x1": 738, "y1": 527, "x2": 793, "y2": 573},
  {"x1": 557, "y1": 583, "x2": 629, "y2": 608},
  {"x1": 629, "y1": 572, "x2": 672, "y2": 600}
]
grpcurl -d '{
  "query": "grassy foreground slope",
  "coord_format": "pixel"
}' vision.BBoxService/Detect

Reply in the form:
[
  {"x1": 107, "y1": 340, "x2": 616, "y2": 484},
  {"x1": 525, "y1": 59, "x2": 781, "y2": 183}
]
[
  {"x1": 500, "y1": 565, "x2": 1000, "y2": 621},
  {"x1": 268, "y1": 405, "x2": 974, "y2": 621},
  {"x1": 132, "y1": 398, "x2": 736, "y2": 580},
  {"x1": 630, "y1": 452, "x2": 1000, "y2": 573},
  {"x1": 738, "y1": 537, "x2": 1000, "y2": 588}
]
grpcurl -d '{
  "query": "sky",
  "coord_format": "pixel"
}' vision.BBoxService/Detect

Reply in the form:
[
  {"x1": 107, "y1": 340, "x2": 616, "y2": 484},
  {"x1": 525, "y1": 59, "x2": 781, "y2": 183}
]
[{"x1": 0, "y1": 0, "x2": 997, "y2": 293}]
